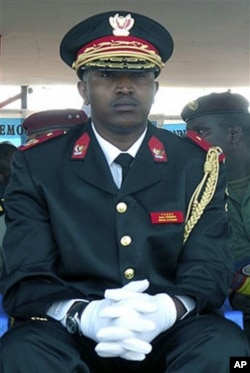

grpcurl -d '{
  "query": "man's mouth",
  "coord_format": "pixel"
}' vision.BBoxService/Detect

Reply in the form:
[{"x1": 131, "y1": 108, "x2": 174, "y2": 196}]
[{"x1": 113, "y1": 98, "x2": 137, "y2": 111}]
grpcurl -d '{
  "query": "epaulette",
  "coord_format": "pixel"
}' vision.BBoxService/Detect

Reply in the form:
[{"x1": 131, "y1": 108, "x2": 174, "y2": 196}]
[
  {"x1": 19, "y1": 130, "x2": 67, "y2": 151},
  {"x1": 186, "y1": 130, "x2": 225, "y2": 162}
]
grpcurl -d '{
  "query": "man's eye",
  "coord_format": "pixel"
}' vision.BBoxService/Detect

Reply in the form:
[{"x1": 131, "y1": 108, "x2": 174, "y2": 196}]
[
  {"x1": 100, "y1": 71, "x2": 112, "y2": 78},
  {"x1": 133, "y1": 72, "x2": 147, "y2": 78}
]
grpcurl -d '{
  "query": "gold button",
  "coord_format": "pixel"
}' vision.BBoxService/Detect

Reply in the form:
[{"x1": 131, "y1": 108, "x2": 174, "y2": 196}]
[
  {"x1": 124, "y1": 268, "x2": 135, "y2": 280},
  {"x1": 120, "y1": 235, "x2": 132, "y2": 246},
  {"x1": 116, "y1": 202, "x2": 127, "y2": 213}
]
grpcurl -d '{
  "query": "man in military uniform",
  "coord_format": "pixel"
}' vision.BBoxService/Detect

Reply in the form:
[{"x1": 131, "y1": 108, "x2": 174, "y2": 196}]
[
  {"x1": 181, "y1": 91, "x2": 250, "y2": 342},
  {"x1": 22, "y1": 108, "x2": 88, "y2": 142},
  {"x1": 0, "y1": 11, "x2": 249, "y2": 373}
]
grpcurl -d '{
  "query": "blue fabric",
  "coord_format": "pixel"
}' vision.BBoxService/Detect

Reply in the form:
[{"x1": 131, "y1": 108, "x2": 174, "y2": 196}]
[
  {"x1": 221, "y1": 298, "x2": 244, "y2": 329},
  {"x1": 0, "y1": 295, "x2": 8, "y2": 337}
]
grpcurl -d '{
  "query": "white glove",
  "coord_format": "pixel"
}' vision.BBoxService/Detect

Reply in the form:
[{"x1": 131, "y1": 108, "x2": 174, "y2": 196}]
[
  {"x1": 102, "y1": 281, "x2": 177, "y2": 343},
  {"x1": 95, "y1": 306, "x2": 154, "y2": 361},
  {"x1": 80, "y1": 281, "x2": 154, "y2": 360},
  {"x1": 106, "y1": 279, "x2": 150, "y2": 295},
  {"x1": 95, "y1": 303, "x2": 155, "y2": 360},
  {"x1": 96, "y1": 337, "x2": 152, "y2": 361},
  {"x1": 104, "y1": 279, "x2": 150, "y2": 301},
  {"x1": 80, "y1": 280, "x2": 153, "y2": 341},
  {"x1": 81, "y1": 301, "x2": 152, "y2": 360}
]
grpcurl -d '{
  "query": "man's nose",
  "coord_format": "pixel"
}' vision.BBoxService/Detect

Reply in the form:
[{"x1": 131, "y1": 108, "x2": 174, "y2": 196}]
[{"x1": 115, "y1": 74, "x2": 134, "y2": 93}]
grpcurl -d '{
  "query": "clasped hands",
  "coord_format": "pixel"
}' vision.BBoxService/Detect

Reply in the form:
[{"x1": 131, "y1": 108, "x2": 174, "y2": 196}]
[{"x1": 80, "y1": 279, "x2": 177, "y2": 361}]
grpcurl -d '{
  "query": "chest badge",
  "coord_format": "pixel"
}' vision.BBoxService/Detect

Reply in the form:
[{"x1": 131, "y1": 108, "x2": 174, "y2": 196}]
[{"x1": 150, "y1": 211, "x2": 184, "y2": 224}]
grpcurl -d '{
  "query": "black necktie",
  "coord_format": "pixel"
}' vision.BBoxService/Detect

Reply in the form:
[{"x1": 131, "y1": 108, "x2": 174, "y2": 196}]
[{"x1": 114, "y1": 153, "x2": 133, "y2": 183}]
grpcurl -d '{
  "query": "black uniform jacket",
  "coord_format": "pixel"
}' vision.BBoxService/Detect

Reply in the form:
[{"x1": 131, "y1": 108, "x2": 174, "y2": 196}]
[{"x1": 1, "y1": 121, "x2": 233, "y2": 318}]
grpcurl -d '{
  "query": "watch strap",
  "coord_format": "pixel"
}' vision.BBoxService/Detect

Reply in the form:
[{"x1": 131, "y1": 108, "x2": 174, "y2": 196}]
[{"x1": 66, "y1": 301, "x2": 88, "y2": 335}]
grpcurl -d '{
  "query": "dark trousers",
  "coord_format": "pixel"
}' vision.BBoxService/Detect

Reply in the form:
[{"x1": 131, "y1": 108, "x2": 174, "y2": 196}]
[{"x1": 0, "y1": 314, "x2": 249, "y2": 373}]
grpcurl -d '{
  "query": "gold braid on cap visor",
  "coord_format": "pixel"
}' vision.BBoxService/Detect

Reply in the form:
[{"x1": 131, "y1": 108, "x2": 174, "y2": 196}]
[{"x1": 72, "y1": 40, "x2": 164, "y2": 71}]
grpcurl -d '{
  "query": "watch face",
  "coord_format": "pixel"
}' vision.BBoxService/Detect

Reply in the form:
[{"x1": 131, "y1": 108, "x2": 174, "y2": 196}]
[{"x1": 66, "y1": 315, "x2": 78, "y2": 334}]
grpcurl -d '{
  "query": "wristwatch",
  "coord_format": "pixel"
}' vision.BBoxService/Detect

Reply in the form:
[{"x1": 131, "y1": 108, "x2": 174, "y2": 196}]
[{"x1": 65, "y1": 301, "x2": 87, "y2": 335}]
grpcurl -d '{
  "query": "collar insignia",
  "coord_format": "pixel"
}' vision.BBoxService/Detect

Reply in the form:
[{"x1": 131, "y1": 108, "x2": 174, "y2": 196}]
[
  {"x1": 148, "y1": 136, "x2": 167, "y2": 162},
  {"x1": 71, "y1": 132, "x2": 90, "y2": 159},
  {"x1": 109, "y1": 13, "x2": 135, "y2": 36}
]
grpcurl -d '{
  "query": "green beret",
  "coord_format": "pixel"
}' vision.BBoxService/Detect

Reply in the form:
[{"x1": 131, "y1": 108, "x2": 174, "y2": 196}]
[{"x1": 181, "y1": 91, "x2": 250, "y2": 122}]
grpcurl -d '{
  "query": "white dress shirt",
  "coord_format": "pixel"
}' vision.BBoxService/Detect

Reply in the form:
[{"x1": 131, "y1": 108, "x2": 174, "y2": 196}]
[{"x1": 92, "y1": 123, "x2": 146, "y2": 188}]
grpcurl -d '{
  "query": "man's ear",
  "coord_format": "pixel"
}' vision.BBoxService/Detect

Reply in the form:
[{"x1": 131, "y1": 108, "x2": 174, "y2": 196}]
[
  {"x1": 230, "y1": 125, "x2": 242, "y2": 144},
  {"x1": 151, "y1": 81, "x2": 159, "y2": 105},
  {"x1": 154, "y1": 81, "x2": 159, "y2": 95},
  {"x1": 77, "y1": 81, "x2": 89, "y2": 105}
]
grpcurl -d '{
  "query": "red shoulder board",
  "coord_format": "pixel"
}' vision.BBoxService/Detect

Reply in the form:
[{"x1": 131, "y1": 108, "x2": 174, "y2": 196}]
[
  {"x1": 19, "y1": 130, "x2": 67, "y2": 151},
  {"x1": 187, "y1": 130, "x2": 225, "y2": 162}
]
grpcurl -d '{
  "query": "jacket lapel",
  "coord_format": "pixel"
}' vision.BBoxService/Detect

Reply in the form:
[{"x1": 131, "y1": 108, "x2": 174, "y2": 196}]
[
  {"x1": 120, "y1": 124, "x2": 168, "y2": 195},
  {"x1": 71, "y1": 122, "x2": 167, "y2": 195},
  {"x1": 72, "y1": 124, "x2": 118, "y2": 194}
]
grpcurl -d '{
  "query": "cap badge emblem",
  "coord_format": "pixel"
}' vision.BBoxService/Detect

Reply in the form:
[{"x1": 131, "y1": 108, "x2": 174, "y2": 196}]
[
  {"x1": 109, "y1": 13, "x2": 135, "y2": 36},
  {"x1": 188, "y1": 100, "x2": 199, "y2": 111}
]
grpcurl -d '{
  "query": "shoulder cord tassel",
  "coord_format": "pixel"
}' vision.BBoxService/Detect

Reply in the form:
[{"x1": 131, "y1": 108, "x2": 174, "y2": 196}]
[{"x1": 183, "y1": 146, "x2": 223, "y2": 244}]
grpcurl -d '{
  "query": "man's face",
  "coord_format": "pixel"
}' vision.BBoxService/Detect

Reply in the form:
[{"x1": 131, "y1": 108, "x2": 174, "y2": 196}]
[
  {"x1": 186, "y1": 115, "x2": 231, "y2": 154},
  {"x1": 78, "y1": 69, "x2": 158, "y2": 135}
]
